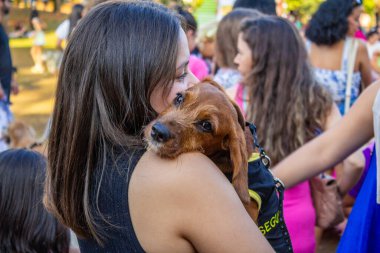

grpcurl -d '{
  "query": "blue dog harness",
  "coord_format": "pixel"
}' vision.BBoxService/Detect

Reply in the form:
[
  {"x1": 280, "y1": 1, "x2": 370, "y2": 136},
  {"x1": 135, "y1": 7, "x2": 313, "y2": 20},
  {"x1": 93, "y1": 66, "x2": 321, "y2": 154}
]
[{"x1": 226, "y1": 123, "x2": 293, "y2": 252}]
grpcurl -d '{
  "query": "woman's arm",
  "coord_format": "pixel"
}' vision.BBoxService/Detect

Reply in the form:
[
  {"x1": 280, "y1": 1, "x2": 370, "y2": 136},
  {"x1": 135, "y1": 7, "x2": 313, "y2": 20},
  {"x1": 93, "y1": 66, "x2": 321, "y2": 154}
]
[
  {"x1": 338, "y1": 147, "x2": 365, "y2": 195},
  {"x1": 131, "y1": 151, "x2": 274, "y2": 253},
  {"x1": 324, "y1": 103, "x2": 365, "y2": 195},
  {"x1": 272, "y1": 80, "x2": 380, "y2": 188},
  {"x1": 358, "y1": 41, "x2": 373, "y2": 87}
]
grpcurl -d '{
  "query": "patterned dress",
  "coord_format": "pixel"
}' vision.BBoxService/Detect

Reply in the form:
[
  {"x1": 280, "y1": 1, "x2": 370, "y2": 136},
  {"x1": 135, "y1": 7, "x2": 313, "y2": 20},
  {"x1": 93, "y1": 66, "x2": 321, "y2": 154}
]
[
  {"x1": 306, "y1": 38, "x2": 362, "y2": 115},
  {"x1": 214, "y1": 68, "x2": 242, "y2": 89}
]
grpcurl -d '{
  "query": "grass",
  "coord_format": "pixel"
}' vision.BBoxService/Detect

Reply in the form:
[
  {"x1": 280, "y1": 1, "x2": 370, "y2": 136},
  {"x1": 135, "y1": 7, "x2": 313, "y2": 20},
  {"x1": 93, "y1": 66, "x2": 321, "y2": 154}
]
[{"x1": 10, "y1": 47, "x2": 56, "y2": 136}]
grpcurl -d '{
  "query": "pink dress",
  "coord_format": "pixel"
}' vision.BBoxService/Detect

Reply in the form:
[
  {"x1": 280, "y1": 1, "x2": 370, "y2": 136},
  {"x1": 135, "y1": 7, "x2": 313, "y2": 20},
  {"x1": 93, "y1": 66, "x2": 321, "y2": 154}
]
[
  {"x1": 283, "y1": 183, "x2": 316, "y2": 253},
  {"x1": 354, "y1": 30, "x2": 366, "y2": 42},
  {"x1": 235, "y1": 84, "x2": 316, "y2": 253}
]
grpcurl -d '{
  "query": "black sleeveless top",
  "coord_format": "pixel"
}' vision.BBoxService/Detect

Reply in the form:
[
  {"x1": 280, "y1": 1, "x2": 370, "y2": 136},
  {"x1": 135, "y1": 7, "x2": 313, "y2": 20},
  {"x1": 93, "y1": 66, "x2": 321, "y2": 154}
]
[{"x1": 78, "y1": 148, "x2": 146, "y2": 253}]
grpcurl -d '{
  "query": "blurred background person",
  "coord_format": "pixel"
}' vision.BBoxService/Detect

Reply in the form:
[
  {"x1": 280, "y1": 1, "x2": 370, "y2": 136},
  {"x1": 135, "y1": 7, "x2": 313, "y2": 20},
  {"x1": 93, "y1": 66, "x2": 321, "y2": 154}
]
[
  {"x1": 305, "y1": 0, "x2": 372, "y2": 116},
  {"x1": 174, "y1": 5, "x2": 209, "y2": 80},
  {"x1": 197, "y1": 20, "x2": 218, "y2": 75},
  {"x1": 366, "y1": 27, "x2": 380, "y2": 78},
  {"x1": 0, "y1": 0, "x2": 18, "y2": 104},
  {"x1": 29, "y1": 8, "x2": 46, "y2": 74},
  {"x1": 214, "y1": 8, "x2": 263, "y2": 89},
  {"x1": 55, "y1": 4, "x2": 84, "y2": 51},
  {"x1": 233, "y1": 0, "x2": 276, "y2": 15},
  {"x1": 305, "y1": 1, "x2": 373, "y2": 230},
  {"x1": 233, "y1": 15, "x2": 362, "y2": 253}
]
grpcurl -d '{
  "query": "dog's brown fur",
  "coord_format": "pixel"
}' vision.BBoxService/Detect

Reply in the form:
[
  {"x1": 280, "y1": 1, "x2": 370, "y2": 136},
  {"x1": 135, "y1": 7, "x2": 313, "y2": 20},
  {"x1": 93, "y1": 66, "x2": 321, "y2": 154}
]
[
  {"x1": 5, "y1": 120, "x2": 47, "y2": 155},
  {"x1": 7, "y1": 120, "x2": 37, "y2": 149},
  {"x1": 144, "y1": 79, "x2": 259, "y2": 222}
]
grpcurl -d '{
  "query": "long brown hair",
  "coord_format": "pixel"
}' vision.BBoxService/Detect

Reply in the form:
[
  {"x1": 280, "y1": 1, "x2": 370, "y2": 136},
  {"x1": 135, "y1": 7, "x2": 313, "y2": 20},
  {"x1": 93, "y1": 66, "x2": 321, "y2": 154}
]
[
  {"x1": 240, "y1": 16, "x2": 333, "y2": 165},
  {"x1": 45, "y1": 1, "x2": 181, "y2": 242},
  {"x1": 215, "y1": 8, "x2": 263, "y2": 69},
  {"x1": 0, "y1": 149, "x2": 69, "y2": 253}
]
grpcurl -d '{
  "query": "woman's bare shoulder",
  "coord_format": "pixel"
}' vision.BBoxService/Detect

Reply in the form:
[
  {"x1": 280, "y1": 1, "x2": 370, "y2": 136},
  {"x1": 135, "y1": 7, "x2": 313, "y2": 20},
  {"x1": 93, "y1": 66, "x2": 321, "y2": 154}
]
[
  {"x1": 130, "y1": 151, "x2": 273, "y2": 253},
  {"x1": 357, "y1": 38, "x2": 369, "y2": 56},
  {"x1": 133, "y1": 150, "x2": 228, "y2": 189}
]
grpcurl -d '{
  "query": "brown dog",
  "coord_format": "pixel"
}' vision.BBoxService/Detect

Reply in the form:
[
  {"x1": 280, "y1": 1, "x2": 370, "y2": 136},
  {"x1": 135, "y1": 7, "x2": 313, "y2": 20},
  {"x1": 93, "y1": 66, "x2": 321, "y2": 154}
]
[
  {"x1": 5, "y1": 120, "x2": 46, "y2": 155},
  {"x1": 144, "y1": 79, "x2": 259, "y2": 222},
  {"x1": 7, "y1": 120, "x2": 37, "y2": 149}
]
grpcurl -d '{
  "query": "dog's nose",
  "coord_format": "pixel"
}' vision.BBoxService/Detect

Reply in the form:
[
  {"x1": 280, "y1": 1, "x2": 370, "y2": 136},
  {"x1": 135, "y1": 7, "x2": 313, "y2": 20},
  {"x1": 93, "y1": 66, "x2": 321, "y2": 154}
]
[{"x1": 151, "y1": 122, "x2": 171, "y2": 143}]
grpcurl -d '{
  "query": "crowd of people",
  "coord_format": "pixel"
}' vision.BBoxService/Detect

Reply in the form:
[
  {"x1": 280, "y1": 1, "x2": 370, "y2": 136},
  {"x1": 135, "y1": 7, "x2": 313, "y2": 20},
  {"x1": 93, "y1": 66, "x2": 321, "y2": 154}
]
[{"x1": 1, "y1": 0, "x2": 380, "y2": 252}]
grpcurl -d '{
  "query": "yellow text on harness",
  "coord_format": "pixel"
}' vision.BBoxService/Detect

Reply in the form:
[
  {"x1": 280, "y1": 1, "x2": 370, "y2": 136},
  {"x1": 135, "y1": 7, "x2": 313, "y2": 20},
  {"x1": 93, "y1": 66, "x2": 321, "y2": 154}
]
[{"x1": 259, "y1": 211, "x2": 280, "y2": 236}]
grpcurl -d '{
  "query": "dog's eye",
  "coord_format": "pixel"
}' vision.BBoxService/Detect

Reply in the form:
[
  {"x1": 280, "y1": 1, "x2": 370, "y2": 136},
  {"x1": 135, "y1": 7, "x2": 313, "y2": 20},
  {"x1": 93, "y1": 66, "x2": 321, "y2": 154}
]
[
  {"x1": 199, "y1": 121, "x2": 212, "y2": 132},
  {"x1": 174, "y1": 93, "x2": 184, "y2": 106}
]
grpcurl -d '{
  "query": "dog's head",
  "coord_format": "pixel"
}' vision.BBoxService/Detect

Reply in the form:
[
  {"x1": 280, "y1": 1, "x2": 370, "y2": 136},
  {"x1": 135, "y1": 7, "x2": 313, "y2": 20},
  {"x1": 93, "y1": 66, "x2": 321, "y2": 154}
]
[
  {"x1": 145, "y1": 79, "x2": 250, "y2": 202},
  {"x1": 7, "y1": 121, "x2": 36, "y2": 149},
  {"x1": 145, "y1": 79, "x2": 246, "y2": 158}
]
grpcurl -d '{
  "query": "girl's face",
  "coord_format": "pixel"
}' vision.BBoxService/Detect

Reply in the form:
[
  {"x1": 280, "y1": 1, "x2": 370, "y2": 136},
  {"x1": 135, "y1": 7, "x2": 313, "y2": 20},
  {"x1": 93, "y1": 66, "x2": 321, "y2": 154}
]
[
  {"x1": 234, "y1": 33, "x2": 253, "y2": 77},
  {"x1": 347, "y1": 6, "x2": 362, "y2": 36},
  {"x1": 150, "y1": 28, "x2": 198, "y2": 113}
]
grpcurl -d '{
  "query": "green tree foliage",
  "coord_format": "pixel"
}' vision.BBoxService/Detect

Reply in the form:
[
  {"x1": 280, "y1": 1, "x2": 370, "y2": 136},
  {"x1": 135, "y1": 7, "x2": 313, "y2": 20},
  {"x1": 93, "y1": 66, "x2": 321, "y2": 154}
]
[
  {"x1": 285, "y1": 0, "x2": 377, "y2": 21},
  {"x1": 363, "y1": 0, "x2": 376, "y2": 14},
  {"x1": 284, "y1": 0, "x2": 324, "y2": 21},
  {"x1": 158, "y1": 0, "x2": 204, "y2": 11}
]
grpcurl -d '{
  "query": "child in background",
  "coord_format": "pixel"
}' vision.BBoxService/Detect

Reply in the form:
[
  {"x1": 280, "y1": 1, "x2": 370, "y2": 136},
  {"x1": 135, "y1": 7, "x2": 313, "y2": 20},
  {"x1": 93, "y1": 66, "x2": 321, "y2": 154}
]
[
  {"x1": 197, "y1": 20, "x2": 218, "y2": 75},
  {"x1": 29, "y1": 9, "x2": 46, "y2": 74},
  {"x1": 366, "y1": 28, "x2": 380, "y2": 78},
  {"x1": 214, "y1": 8, "x2": 263, "y2": 89},
  {"x1": 55, "y1": 4, "x2": 84, "y2": 51}
]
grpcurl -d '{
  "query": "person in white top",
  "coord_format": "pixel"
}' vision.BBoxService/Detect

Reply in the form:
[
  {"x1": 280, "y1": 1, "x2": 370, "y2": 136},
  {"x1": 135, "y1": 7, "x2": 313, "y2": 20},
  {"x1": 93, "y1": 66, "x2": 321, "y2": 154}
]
[
  {"x1": 366, "y1": 28, "x2": 380, "y2": 77},
  {"x1": 29, "y1": 9, "x2": 46, "y2": 73},
  {"x1": 55, "y1": 4, "x2": 84, "y2": 51}
]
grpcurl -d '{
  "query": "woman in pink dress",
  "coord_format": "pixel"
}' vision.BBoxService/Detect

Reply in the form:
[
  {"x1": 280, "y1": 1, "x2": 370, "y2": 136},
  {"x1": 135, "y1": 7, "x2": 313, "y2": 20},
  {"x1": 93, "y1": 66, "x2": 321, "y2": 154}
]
[{"x1": 231, "y1": 16, "x2": 341, "y2": 253}]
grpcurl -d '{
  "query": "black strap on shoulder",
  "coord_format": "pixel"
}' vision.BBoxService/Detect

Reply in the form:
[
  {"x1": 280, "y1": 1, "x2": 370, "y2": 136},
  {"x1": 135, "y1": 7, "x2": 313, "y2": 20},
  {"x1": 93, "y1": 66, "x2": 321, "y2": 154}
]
[
  {"x1": 246, "y1": 122, "x2": 271, "y2": 168},
  {"x1": 246, "y1": 121, "x2": 293, "y2": 252}
]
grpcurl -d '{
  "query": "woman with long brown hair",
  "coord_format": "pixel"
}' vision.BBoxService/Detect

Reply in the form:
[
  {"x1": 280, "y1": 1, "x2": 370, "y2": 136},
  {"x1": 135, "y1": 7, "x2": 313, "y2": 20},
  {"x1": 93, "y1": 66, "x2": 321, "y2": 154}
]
[
  {"x1": 232, "y1": 16, "x2": 354, "y2": 253},
  {"x1": 44, "y1": 1, "x2": 273, "y2": 252},
  {"x1": 214, "y1": 8, "x2": 263, "y2": 89}
]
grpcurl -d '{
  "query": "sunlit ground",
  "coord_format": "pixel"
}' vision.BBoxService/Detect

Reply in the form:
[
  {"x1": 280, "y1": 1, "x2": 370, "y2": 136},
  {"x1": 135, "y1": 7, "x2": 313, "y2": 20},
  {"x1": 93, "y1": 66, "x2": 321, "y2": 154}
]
[{"x1": 10, "y1": 47, "x2": 56, "y2": 136}]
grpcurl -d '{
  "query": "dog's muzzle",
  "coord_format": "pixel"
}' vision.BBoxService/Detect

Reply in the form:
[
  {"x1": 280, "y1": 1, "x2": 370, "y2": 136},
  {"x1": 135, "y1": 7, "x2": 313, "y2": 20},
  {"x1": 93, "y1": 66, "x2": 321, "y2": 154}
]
[{"x1": 150, "y1": 122, "x2": 171, "y2": 143}]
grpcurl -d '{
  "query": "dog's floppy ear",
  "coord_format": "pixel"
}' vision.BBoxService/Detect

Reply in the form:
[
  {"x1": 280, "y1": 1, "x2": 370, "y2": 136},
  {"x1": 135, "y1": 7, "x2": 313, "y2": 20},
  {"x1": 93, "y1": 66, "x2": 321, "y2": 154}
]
[
  {"x1": 227, "y1": 124, "x2": 250, "y2": 205},
  {"x1": 230, "y1": 99, "x2": 245, "y2": 130},
  {"x1": 201, "y1": 78, "x2": 226, "y2": 92}
]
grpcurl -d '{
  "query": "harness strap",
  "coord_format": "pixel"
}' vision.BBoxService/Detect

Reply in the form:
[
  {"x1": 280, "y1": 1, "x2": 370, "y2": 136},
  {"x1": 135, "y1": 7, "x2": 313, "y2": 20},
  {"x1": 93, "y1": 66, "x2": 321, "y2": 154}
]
[
  {"x1": 246, "y1": 122, "x2": 271, "y2": 167},
  {"x1": 248, "y1": 189, "x2": 262, "y2": 211}
]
